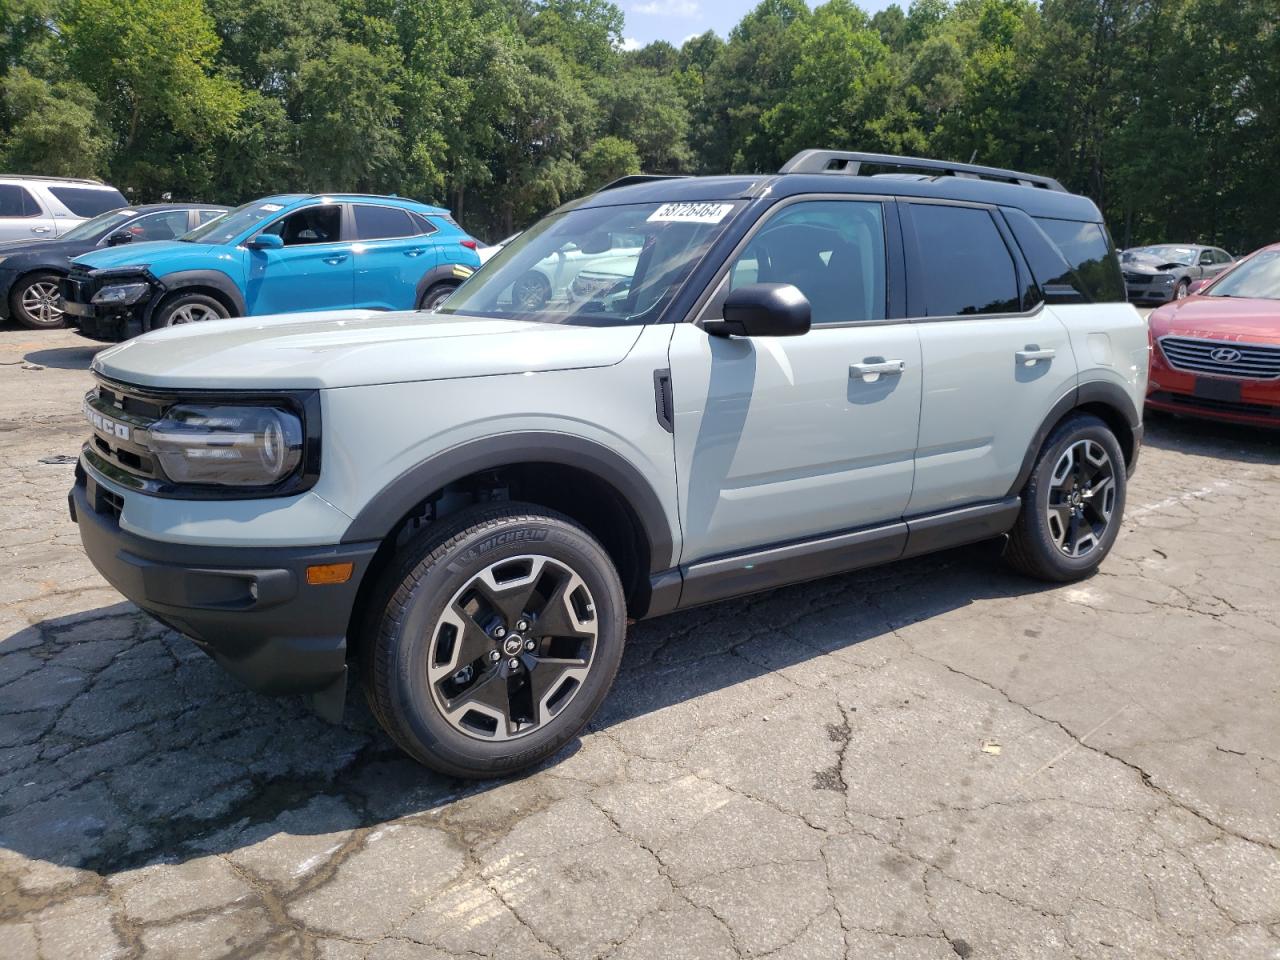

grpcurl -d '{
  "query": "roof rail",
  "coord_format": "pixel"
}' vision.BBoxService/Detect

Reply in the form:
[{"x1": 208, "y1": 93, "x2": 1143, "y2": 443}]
[
  {"x1": 779, "y1": 150, "x2": 1067, "y2": 192},
  {"x1": 0, "y1": 174, "x2": 105, "y2": 185},
  {"x1": 595, "y1": 174, "x2": 691, "y2": 193}
]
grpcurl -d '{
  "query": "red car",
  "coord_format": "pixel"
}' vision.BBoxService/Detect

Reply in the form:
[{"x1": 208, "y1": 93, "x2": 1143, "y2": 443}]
[{"x1": 1146, "y1": 243, "x2": 1280, "y2": 427}]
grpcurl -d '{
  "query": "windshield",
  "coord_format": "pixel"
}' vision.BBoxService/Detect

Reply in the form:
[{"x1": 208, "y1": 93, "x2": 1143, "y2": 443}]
[
  {"x1": 181, "y1": 199, "x2": 291, "y2": 245},
  {"x1": 1207, "y1": 250, "x2": 1280, "y2": 300},
  {"x1": 440, "y1": 200, "x2": 744, "y2": 325},
  {"x1": 60, "y1": 209, "x2": 134, "y2": 241},
  {"x1": 1132, "y1": 245, "x2": 1196, "y2": 266}
]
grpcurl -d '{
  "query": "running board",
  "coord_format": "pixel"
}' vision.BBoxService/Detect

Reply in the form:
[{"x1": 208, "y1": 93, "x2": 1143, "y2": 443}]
[{"x1": 659, "y1": 497, "x2": 1021, "y2": 612}]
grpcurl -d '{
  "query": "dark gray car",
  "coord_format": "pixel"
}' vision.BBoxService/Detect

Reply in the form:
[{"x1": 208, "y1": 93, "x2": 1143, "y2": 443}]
[{"x1": 1121, "y1": 244, "x2": 1234, "y2": 303}]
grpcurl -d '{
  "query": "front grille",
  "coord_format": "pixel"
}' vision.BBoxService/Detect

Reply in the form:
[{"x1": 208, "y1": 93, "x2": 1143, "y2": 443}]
[
  {"x1": 1158, "y1": 336, "x2": 1280, "y2": 380},
  {"x1": 83, "y1": 376, "x2": 170, "y2": 484},
  {"x1": 1150, "y1": 390, "x2": 1280, "y2": 419},
  {"x1": 1123, "y1": 272, "x2": 1151, "y2": 284}
]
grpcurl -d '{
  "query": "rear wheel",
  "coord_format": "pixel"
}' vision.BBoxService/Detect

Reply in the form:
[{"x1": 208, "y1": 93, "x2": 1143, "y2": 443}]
[
  {"x1": 363, "y1": 503, "x2": 626, "y2": 778},
  {"x1": 11, "y1": 272, "x2": 65, "y2": 329},
  {"x1": 1006, "y1": 413, "x2": 1127, "y2": 582},
  {"x1": 419, "y1": 282, "x2": 459, "y2": 311},
  {"x1": 153, "y1": 292, "x2": 230, "y2": 328}
]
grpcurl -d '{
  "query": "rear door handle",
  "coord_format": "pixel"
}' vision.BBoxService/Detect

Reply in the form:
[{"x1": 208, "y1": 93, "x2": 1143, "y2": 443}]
[
  {"x1": 31, "y1": 226, "x2": 51, "y2": 234},
  {"x1": 850, "y1": 359, "x2": 905, "y2": 382},
  {"x1": 404, "y1": 248, "x2": 426, "y2": 258},
  {"x1": 323, "y1": 255, "x2": 348, "y2": 265},
  {"x1": 1016, "y1": 347, "x2": 1056, "y2": 365}
]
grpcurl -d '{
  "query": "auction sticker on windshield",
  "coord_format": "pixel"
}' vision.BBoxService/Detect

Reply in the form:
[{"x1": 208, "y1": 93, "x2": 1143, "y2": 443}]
[{"x1": 647, "y1": 202, "x2": 735, "y2": 224}]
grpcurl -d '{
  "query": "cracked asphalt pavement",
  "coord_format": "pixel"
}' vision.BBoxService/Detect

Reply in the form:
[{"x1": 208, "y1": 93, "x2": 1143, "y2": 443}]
[{"x1": 2, "y1": 328, "x2": 1279, "y2": 960}]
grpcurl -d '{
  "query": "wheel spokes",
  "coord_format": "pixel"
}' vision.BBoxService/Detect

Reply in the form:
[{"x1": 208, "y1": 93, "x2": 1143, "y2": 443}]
[
  {"x1": 1046, "y1": 438, "x2": 1116, "y2": 559},
  {"x1": 427, "y1": 554, "x2": 598, "y2": 742}
]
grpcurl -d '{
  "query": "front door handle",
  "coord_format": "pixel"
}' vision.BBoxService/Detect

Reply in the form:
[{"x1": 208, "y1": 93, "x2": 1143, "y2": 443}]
[
  {"x1": 31, "y1": 226, "x2": 51, "y2": 234},
  {"x1": 323, "y1": 254, "x2": 349, "y2": 265},
  {"x1": 1016, "y1": 347, "x2": 1056, "y2": 365},
  {"x1": 850, "y1": 359, "x2": 906, "y2": 382}
]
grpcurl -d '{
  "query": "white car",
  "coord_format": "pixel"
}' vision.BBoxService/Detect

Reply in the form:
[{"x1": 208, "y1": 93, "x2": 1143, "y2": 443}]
[{"x1": 0, "y1": 176, "x2": 128, "y2": 241}]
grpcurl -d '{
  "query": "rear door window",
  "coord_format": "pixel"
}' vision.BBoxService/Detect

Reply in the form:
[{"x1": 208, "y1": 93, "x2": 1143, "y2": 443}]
[
  {"x1": 0, "y1": 184, "x2": 41, "y2": 218},
  {"x1": 908, "y1": 204, "x2": 1020, "y2": 316},
  {"x1": 354, "y1": 205, "x2": 416, "y2": 240},
  {"x1": 48, "y1": 186, "x2": 127, "y2": 217}
]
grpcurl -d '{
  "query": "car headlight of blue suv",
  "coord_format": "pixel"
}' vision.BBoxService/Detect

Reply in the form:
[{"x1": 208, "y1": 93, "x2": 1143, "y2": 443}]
[{"x1": 91, "y1": 281, "x2": 151, "y2": 306}]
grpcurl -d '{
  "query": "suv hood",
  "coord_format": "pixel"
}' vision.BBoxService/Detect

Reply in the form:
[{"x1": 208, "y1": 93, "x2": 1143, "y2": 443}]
[
  {"x1": 92, "y1": 310, "x2": 646, "y2": 390},
  {"x1": 74, "y1": 240, "x2": 227, "y2": 273}
]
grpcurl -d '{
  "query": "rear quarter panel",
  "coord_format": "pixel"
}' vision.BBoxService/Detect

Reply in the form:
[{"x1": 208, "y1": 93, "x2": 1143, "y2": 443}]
[{"x1": 1054, "y1": 302, "x2": 1149, "y2": 417}]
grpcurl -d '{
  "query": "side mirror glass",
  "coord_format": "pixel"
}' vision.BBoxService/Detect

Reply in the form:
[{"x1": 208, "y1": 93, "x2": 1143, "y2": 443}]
[
  {"x1": 705, "y1": 283, "x2": 811, "y2": 338},
  {"x1": 247, "y1": 233, "x2": 284, "y2": 250},
  {"x1": 106, "y1": 231, "x2": 133, "y2": 246},
  {"x1": 1187, "y1": 278, "x2": 1210, "y2": 295}
]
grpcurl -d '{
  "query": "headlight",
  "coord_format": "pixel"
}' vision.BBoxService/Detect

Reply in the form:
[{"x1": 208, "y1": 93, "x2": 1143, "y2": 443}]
[
  {"x1": 145, "y1": 405, "x2": 304, "y2": 486},
  {"x1": 91, "y1": 282, "x2": 150, "y2": 306},
  {"x1": 1156, "y1": 274, "x2": 1175, "y2": 284}
]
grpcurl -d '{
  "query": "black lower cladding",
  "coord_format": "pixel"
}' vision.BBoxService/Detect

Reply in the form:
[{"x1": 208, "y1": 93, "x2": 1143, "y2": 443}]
[{"x1": 70, "y1": 472, "x2": 379, "y2": 713}]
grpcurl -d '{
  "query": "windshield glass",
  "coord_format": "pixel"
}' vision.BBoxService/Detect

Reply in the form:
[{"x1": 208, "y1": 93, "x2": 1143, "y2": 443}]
[
  {"x1": 1207, "y1": 250, "x2": 1280, "y2": 300},
  {"x1": 181, "y1": 199, "x2": 292, "y2": 245},
  {"x1": 60, "y1": 209, "x2": 134, "y2": 241},
  {"x1": 1132, "y1": 245, "x2": 1196, "y2": 265},
  {"x1": 440, "y1": 200, "x2": 744, "y2": 325}
]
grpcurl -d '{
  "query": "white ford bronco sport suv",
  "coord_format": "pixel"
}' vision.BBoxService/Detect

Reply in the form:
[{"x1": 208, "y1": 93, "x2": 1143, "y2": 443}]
[{"x1": 72, "y1": 151, "x2": 1146, "y2": 778}]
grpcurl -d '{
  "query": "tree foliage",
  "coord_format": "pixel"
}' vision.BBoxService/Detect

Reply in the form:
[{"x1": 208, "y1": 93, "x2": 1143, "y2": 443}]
[{"x1": 0, "y1": 0, "x2": 1274, "y2": 249}]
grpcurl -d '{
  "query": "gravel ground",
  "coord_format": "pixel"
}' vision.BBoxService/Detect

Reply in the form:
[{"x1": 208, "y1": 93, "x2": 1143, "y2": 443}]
[{"x1": 1, "y1": 326, "x2": 1278, "y2": 960}]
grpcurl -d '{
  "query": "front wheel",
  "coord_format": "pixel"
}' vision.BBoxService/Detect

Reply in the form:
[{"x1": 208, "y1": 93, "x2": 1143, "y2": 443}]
[
  {"x1": 11, "y1": 272, "x2": 65, "y2": 329},
  {"x1": 1173, "y1": 278, "x2": 1190, "y2": 300},
  {"x1": 1005, "y1": 413, "x2": 1127, "y2": 582},
  {"x1": 362, "y1": 503, "x2": 626, "y2": 778},
  {"x1": 153, "y1": 292, "x2": 230, "y2": 328},
  {"x1": 419, "y1": 282, "x2": 459, "y2": 311}
]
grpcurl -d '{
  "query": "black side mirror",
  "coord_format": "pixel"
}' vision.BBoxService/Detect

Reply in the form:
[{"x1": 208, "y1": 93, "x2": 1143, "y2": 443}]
[
  {"x1": 704, "y1": 283, "x2": 811, "y2": 338},
  {"x1": 107, "y1": 231, "x2": 133, "y2": 246}
]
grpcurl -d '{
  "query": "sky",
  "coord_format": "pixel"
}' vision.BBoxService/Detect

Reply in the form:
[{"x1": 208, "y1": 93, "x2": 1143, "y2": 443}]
[{"x1": 618, "y1": 0, "x2": 899, "y2": 49}]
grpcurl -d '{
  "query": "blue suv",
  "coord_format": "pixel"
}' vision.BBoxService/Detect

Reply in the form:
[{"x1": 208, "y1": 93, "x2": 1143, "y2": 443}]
[{"x1": 61, "y1": 194, "x2": 481, "y2": 339}]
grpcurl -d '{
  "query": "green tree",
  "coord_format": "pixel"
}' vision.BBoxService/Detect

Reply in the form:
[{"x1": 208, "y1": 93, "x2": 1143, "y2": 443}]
[
  {"x1": 0, "y1": 67, "x2": 110, "y2": 176},
  {"x1": 581, "y1": 135, "x2": 640, "y2": 189}
]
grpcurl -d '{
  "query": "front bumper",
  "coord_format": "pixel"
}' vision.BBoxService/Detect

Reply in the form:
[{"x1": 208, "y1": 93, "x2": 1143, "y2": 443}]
[
  {"x1": 0, "y1": 268, "x2": 17, "y2": 319},
  {"x1": 1147, "y1": 346, "x2": 1280, "y2": 427},
  {"x1": 70, "y1": 464, "x2": 379, "y2": 719},
  {"x1": 61, "y1": 273, "x2": 152, "y2": 340},
  {"x1": 1125, "y1": 281, "x2": 1176, "y2": 304}
]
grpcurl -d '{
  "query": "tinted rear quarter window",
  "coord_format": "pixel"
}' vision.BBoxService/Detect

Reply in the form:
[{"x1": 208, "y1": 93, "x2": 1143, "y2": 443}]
[
  {"x1": 49, "y1": 186, "x2": 127, "y2": 217},
  {"x1": 909, "y1": 204, "x2": 1019, "y2": 316},
  {"x1": 0, "y1": 184, "x2": 41, "y2": 218},
  {"x1": 1032, "y1": 217, "x2": 1125, "y2": 302},
  {"x1": 355, "y1": 205, "x2": 415, "y2": 240}
]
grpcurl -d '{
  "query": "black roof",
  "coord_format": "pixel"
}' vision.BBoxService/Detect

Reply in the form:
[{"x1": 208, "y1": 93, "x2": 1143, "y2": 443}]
[{"x1": 573, "y1": 164, "x2": 1101, "y2": 223}]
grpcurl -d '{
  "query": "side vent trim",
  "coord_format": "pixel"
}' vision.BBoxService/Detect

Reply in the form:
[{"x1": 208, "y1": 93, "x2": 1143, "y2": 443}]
[{"x1": 653, "y1": 369, "x2": 674, "y2": 433}]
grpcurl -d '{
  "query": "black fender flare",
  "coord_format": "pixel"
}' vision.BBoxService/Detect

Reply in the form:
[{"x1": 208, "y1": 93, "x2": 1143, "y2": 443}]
[
  {"x1": 1006, "y1": 380, "x2": 1142, "y2": 497},
  {"x1": 414, "y1": 262, "x2": 474, "y2": 306},
  {"x1": 340, "y1": 431, "x2": 675, "y2": 573},
  {"x1": 144, "y1": 270, "x2": 246, "y2": 329}
]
